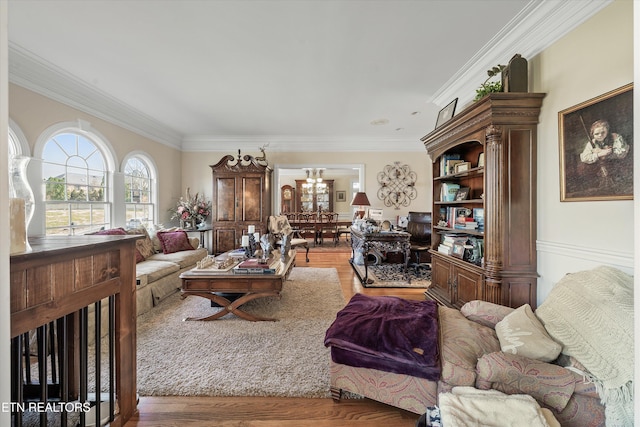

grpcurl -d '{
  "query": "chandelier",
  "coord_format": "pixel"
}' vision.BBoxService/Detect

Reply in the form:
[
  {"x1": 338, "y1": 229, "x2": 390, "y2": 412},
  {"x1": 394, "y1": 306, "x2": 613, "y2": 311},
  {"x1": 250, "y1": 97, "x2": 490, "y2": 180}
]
[{"x1": 302, "y1": 169, "x2": 327, "y2": 193}]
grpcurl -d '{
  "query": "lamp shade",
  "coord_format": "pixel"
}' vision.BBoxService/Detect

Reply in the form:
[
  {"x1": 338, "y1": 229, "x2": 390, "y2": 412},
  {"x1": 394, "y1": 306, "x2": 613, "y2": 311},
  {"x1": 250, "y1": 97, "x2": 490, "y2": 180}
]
[{"x1": 351, "y1": 192, "x2": 371, "y2": 207}]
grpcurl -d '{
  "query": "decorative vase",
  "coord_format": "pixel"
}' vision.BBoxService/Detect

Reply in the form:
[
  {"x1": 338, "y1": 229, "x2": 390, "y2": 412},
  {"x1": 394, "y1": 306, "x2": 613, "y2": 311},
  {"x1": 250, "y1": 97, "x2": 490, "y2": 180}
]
[{"x1": 9, "y1": 155, "x2": 34, "y2": 253}]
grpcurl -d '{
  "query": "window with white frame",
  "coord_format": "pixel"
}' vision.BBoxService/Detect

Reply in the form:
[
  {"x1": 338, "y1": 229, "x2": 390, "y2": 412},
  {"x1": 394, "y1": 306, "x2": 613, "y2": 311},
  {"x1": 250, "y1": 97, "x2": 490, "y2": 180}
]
[
  {"x1": 42, "y1": 132, "x2": 109, "y2": 235},
  {"x1": 124, "y1": 156, "x2": 155, "y2": 229}
]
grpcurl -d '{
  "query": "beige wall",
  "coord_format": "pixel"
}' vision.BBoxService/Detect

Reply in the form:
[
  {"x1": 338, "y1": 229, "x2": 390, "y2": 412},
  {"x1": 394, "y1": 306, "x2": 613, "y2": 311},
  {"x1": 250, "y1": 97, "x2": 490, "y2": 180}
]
[
  {"x1": 9, "y1": 84, "x2": 184, "y2": 227},
  {"x1": 530, "y1": 0, "x2": 634, "y2": 302},
  {"x1": 181, "y1": 149, "x2": 433, "y2": 224}
]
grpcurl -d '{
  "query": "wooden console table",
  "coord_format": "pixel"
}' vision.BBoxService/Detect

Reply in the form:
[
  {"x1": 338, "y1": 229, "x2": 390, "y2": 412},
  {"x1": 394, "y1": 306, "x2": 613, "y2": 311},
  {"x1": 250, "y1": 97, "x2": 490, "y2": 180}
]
[
  {"x1": 10, "y1": 235, "x2": 139, "y2": 426},
  {"x1": 349, "y1": 227, "x2": 411, "y2": 284}
]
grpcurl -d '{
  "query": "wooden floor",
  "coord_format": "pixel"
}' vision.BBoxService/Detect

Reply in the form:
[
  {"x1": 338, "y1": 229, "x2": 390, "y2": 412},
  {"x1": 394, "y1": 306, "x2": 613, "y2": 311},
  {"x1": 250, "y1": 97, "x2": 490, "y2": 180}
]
[{"x1": 124, "y1": 252, "x2": 425, "y2": 427}]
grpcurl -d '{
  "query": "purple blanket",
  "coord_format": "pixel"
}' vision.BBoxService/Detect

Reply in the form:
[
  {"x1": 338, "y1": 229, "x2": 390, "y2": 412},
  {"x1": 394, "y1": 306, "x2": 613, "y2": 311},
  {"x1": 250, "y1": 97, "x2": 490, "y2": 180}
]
[{"x1": 324, "y1": 294, "x2": 440, "y2": 381}]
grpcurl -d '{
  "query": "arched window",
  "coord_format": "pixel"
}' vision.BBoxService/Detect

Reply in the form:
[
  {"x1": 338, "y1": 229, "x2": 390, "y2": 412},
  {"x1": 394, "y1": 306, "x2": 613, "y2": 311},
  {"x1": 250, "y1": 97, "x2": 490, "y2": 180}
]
[
  {"x1": 8, "y1": 119, "x2": 30, "y2": 158},
  {"x1": 123, "y1": 154, "x2": 156, "y2": 228},
  {"x1": 42, "y1": 132, "x2": 109, "y2": 235}
]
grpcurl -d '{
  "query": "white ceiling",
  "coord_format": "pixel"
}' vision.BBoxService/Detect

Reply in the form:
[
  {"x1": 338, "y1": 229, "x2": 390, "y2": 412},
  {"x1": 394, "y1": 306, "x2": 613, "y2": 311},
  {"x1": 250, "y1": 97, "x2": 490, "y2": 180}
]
[{"x1": 7, "y1": 0, "x2": 610, "y2": 152}]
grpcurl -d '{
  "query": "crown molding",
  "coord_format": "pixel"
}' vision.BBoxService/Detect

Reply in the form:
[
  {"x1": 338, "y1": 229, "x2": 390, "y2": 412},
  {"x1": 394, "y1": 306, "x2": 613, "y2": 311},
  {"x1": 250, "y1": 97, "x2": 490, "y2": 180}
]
[
  {"x1": 8, "y1": 0, "x2": 611, "y2": 150},
  {"x1": 430, "y1": 0, "x2": 613, "y2": 107},
  {"x1": 181, "y1": 135, "x2": 425, "y2": 153},
  {"x1": 8, "y1": 43, "x2": 184, "y2": 149}
]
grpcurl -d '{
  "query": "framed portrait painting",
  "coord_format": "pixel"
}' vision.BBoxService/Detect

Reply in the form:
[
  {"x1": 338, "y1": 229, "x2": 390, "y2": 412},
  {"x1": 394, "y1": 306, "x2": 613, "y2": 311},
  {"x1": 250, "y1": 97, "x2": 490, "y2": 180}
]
[
  {"x1": 559, "y1": 83, "x2": 633, "y2": 201},
  {"x1": 336, "y1": 190, "x2": 346, "y2": 202}
]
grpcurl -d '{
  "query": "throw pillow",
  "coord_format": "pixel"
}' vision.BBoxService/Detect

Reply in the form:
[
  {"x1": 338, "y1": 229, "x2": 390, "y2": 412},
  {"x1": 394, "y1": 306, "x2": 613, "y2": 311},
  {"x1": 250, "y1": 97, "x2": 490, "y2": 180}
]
[
  {"x1": 438, "y1": 306, "x2": 501, "y2": 387},
  {"x1": 476, "y1": 351, "x2": 577, "y2": 412},
  {"x1": 156, "y1": 230, "x2": 194, "y2": 254},
  {"x1": 461, "y1": 300, "x2": 515, "y2": 328},
  {"x1": 94, "y1": 227, "x2": 145, "y2": 262},
  {"x1": 495, "y1": 304, "x2": 561, "y2": 362},
  {"x1": 151, "y1": 227, "x2": 179, "y2": 252},
  {"x1": 94, "y1": 227, "x2": 126, "y2": 235},
  {"x1": 126, "y1": 227, "x2": 155, "y2": 259}
]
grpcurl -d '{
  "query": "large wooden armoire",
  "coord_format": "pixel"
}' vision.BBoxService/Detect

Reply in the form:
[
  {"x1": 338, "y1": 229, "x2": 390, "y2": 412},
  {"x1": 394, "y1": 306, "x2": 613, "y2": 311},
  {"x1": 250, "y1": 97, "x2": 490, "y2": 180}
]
[
  {"x1": 210, "y1": 153, "x2": 272, "y2": 255},
  {"x1": 422, "y1": 93, "x2": 545, "y2": 309}
]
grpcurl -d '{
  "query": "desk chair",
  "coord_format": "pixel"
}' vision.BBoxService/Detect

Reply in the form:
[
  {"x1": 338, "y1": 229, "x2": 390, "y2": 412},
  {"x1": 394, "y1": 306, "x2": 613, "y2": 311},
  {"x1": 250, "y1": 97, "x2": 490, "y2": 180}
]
[
  {"x1": 268, "y1": 215, "x2": 310, "y2": 262},
  {"x1": 407, "y1": 211, "x2": 432, "y2": 273}
]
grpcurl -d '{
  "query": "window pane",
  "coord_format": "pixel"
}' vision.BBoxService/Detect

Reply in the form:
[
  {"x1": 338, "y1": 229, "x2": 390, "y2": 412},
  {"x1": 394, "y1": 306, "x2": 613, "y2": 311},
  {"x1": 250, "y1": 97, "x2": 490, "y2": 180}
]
[
  {"x1": 45, "y1": 179, "x2": 66, "y2": 201},
  {"x1": 88, "y1": 186, "x2": 105, "y2": 202},
  {"x1": 67, "y1": 166, "x2": 86, "y2": 184},
  {"x1": 124, "y1": 156, "x2": 155, "y2": 228},
  {"x1": 46, "y1": 204, "x2": 69, "y2": 231},
  {"x1": 42, "y1": 163, "x2": 66, "y2": 181},
  {"x1": 67, "y1": 185, "x2": 88, "y2": 201},
  {"x1": 43, "y1": 132, "x2": 111, "y2": 235},
  {"x1": 91, "y1": 205, "x2": 106, "y2": 225},
  {"x1": 70, "y1": 203, "x2": 92, "y2": 225},
  {"x1": 139, "y1": 190, "x2": 150, "y2": 203}
]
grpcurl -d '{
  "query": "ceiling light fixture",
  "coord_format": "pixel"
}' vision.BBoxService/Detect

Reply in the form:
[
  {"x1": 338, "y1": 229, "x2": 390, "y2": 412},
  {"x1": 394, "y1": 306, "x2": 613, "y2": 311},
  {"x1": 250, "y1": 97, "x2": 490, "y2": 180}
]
[{"x1": 370, "y1": 118, "x2": 389, "y2": 126}]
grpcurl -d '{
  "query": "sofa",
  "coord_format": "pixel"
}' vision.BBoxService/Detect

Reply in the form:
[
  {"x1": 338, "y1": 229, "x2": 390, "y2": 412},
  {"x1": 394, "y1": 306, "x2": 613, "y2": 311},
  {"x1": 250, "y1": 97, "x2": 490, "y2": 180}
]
[
  {"x1": 93, "y1": 226, "x2": 208, "y2": 317},
  {"x1": 326, "y1": 265, "x2": 633, "y2": 427}
]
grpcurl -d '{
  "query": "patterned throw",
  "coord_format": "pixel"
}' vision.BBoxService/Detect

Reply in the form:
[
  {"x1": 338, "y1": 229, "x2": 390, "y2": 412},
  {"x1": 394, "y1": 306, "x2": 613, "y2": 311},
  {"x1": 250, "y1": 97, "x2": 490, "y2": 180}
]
[{"x1": 535, "y1": 266, "x2": 634, "y2": 427}]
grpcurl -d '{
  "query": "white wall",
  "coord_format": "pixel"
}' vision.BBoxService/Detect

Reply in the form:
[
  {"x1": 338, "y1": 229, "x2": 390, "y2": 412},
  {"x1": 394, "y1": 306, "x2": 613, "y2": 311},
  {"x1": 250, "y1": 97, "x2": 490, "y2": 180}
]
[
  {"x1": 1, "y1": 1, "x2": 11, "y2": 423},
  {"x1": 531, "y1": 0, "x2": 634, "y2": 304}
]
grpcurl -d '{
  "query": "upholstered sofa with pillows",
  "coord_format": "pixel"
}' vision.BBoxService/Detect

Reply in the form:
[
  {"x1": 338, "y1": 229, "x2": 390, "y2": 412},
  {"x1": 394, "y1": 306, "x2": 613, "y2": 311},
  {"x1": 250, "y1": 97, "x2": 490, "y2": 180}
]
[
  {"x1": 93, "y1": 227, "x2": 208, "y2": 316},
  {"x1": 327, "y1": 265, "x2": 633, "y2": 427}
]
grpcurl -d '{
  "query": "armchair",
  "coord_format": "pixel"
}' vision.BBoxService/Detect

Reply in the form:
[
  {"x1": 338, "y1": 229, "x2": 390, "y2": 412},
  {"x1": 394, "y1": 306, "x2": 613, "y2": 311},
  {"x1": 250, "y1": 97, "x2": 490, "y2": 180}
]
[{"x1": 268, "y1": 215, "x2": 310, "y2": 262}]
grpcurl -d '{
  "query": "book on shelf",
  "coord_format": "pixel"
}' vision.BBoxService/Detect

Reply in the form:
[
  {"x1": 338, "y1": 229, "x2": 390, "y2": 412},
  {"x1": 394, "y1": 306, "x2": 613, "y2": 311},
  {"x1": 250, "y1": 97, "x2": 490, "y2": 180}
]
[
  {"x1": 441, "y1": 233, "x2": 468, "y2": 247},
  {"x1": 445, "y1": 159, "x2": 464, "y2": 175},
  {"x1": 438, "y1": 244, "x2": 452, "y2": 255},
  {"x1": 440, "y1": 182, "x2": 460, "y2": 202},
  {"x1": 472, "y1": 208, "x2": 485, "y2": 232},
  {"x1": 439, "y1": 154, "x2": 461, "y2": 176}
]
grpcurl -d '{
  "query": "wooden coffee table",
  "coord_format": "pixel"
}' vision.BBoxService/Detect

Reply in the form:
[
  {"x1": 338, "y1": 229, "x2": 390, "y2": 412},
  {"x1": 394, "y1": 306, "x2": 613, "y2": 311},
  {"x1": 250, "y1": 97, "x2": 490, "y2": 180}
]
[{"x1": 179, "y1": 253, "x2": 295, "y2": 321}]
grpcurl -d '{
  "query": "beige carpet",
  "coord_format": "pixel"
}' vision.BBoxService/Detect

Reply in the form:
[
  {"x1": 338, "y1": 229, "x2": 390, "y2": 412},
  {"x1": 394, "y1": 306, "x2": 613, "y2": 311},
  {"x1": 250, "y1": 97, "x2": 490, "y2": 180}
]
[{"x1": 136, "y1": 267, "x2": 346, "y2": 398}]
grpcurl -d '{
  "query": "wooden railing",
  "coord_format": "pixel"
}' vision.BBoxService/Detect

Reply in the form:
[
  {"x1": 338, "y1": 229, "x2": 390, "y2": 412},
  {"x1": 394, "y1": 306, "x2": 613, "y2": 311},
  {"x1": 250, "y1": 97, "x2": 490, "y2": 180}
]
[{"x1": 10, "y1": 235, "x2": 138, "y2": 427}]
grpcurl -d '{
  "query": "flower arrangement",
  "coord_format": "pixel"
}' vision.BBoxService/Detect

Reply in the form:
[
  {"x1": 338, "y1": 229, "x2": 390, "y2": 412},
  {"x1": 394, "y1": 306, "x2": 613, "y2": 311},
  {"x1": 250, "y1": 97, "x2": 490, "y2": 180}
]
[{"x1": 170, "y1": 188, "x2": 211, "y2": 227}]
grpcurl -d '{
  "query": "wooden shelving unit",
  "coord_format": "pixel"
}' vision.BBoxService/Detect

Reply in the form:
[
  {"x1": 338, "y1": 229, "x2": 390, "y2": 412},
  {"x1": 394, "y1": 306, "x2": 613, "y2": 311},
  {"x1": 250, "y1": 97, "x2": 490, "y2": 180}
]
[{"x1": 422, "y1": 93, "x2": 545, "y2": 309}]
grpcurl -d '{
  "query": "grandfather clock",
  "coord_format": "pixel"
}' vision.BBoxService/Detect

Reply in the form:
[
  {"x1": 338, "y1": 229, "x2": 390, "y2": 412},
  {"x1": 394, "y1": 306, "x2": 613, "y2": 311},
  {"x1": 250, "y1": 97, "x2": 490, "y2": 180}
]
[{"x1": 210, "y1": 151, "x2": 272, "y2": 255}]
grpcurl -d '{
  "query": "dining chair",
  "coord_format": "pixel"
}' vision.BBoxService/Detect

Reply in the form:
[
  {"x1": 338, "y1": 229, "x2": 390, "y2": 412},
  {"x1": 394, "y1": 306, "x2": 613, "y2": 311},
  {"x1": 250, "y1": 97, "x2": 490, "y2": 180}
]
[{"x1": 297, "y1": 212, "x2": 318, "y2": 246}]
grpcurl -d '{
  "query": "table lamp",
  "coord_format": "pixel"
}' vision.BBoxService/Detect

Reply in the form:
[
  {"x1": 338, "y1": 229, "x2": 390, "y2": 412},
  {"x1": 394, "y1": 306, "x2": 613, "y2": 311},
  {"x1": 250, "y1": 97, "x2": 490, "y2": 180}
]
[{"x1": 351, "y1": 192, "x2": 371, "y2": 219}]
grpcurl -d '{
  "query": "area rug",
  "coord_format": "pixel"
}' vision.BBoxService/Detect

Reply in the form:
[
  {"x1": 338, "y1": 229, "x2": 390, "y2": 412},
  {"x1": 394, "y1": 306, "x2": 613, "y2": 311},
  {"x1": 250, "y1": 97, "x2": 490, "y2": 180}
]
[
  {"x1": 135, "y1": 267, "x2": 346, "y2": 398},
  {"x1": 352, "y1": 262, "x2": 431, "y2": 288}
]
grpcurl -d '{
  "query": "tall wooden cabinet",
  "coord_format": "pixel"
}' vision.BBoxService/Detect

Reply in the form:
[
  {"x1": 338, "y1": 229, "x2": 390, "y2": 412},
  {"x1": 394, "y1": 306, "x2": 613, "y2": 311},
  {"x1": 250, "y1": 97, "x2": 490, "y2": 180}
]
[
  {"x1": 295, "y1": 179, "x2": 334, "y2": 212},
  {"x1": 210, "y1": 153, "x2": 272, "y2": 255},
  {"x1": 422, "y1": 93, "x2": 545, "y2": 309}
]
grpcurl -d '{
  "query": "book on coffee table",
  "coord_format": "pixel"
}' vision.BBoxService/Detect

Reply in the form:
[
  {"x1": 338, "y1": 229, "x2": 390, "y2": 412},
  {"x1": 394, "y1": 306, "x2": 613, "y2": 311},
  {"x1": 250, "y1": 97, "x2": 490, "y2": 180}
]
[{"x1": 234, "y1": 258, "x2": 281, "y2": 274}]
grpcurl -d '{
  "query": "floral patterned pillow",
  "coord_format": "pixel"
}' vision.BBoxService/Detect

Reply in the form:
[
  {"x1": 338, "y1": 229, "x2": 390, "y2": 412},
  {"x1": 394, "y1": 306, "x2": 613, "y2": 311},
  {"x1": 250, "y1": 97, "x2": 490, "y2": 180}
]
[{"x1": 156, "y1": 230, "x2": 194, "y2": 254}]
